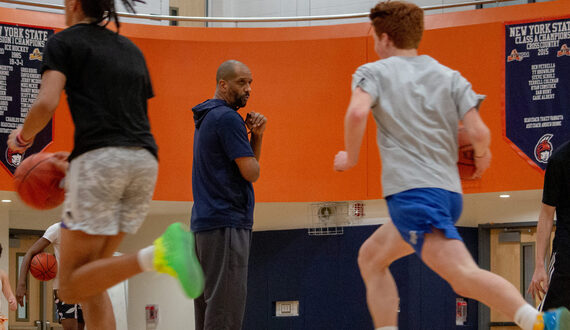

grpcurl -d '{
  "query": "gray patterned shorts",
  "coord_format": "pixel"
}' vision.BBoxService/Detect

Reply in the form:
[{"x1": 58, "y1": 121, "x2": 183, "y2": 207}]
[{"x1": 62, "y1": 147, "x2": 158, "y2": 235}]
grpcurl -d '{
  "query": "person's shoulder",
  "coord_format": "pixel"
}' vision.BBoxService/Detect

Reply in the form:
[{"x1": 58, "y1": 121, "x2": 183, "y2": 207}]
[
  {"x1": 552, "y1": 140, "x2": 570, "y2": 161},
  {"x1": 218, "y1": 108, "x2": 243, "y2": 122},
  {"x1": 358, "y1": 59, "x2": 384, "y2": 71},
  {"x1": 43, "y1": 222, "x2": 60, "y2": 239},
  {"x1": 116, "y1": 32, "x2": 142, "y2": 50}
]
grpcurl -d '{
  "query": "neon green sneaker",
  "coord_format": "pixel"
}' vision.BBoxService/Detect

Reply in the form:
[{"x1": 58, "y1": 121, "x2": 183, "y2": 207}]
[{"x1": 153, "y1": 223, "x2": 204, "y2": 299}]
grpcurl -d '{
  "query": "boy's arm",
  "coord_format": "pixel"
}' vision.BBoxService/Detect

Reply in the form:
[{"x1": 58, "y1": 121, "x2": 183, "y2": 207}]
[
  {"x1": 462, "y1": 108, "x2": 491, "y2": 179},
  {"x1": 16, "y1": 238, "x2": 51, "y2": 306},
  {"x1": 334, "y1": 87, "x2": 372, "y2": 171}
]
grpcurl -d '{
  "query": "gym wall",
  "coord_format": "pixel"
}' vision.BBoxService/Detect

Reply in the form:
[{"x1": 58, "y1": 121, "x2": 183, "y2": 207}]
[{"x1": 0, "y1": 0, "x2": 565, "y2": 203}]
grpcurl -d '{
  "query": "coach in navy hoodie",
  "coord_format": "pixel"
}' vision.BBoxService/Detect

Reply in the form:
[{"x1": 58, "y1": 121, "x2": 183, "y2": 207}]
[{"x1": 190, "y1": 60, "x2": 266, "y2": 330}]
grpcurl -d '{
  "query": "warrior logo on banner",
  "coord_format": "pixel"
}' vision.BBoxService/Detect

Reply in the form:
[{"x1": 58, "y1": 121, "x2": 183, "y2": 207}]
[
  {"x1": 6, "y1": 147, "x2": 24, "y2": 167},
  {"x1": 505, "y1": 18, "x2": 570, "y2": 171},
  {"x1": 534, "y1": 134, "x2": 553, "y2": 163}
]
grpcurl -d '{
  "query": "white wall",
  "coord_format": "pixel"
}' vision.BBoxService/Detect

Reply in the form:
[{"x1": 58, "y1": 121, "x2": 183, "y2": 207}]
[
  {"x1": 118, "y1": 213, "x2": 194, "y2": 330},
  {"x1": 206, "y1": 0, "x2": 477, "y2": 27},
  {"x1": 0, "y1": 0, "x2": 170, "y2": 25},
  {"x1": 0, "y1": 0, "x2": 501, "y2": 28}
]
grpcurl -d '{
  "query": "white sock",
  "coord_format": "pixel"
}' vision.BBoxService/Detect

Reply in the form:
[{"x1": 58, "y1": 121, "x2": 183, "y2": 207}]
[
  {"x1": 376, "y1": 327, "x2": 398, "y2": 330},
  {"x1": 514, "y1": 304, "x2": 540, "y2": 330},
  {"x1": 137, "y1": 245, "x2": 155, "y2": 272}
]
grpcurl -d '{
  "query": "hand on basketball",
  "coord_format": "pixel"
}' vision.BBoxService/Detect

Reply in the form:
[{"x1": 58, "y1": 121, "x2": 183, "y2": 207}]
[
  {"x1": 528, "y1": 266, "x2": 549, "y2": 301},
  {"x1": 50, "y1": 151, "x2": 70, "y2": 173},
  {"x1": 334, "y1": 151, "x2": 355, "y2": 172},
  {"x1": 246, "y1": 112, "x2": 267, "y2": 136},
  {"x1": 7, "y1": 127, "x2": 34, "y2": 153},
  {"x1": 472, "y1": 148, "x2": 491, "y2": 179}
]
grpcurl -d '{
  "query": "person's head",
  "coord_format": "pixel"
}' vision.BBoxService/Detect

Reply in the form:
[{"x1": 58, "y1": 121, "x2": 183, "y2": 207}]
[
  {"x1": 214, "y1": 60, "x2": 253, "y2": 110},
  {"x1": 65, "y1": 0, "x2": 144, "y2": 30},
  {"x1": 369, "y1": 1, "x2": 424, "y2": 58}
]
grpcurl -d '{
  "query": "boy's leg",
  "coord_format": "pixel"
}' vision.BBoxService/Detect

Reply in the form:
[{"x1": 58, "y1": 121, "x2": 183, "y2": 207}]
[
  {"x1": 358, "y1": 221, "x2": 414, "y2": 328},
  {"x1": 421, "y1": 229, "x2": 529, "y2": 323}
]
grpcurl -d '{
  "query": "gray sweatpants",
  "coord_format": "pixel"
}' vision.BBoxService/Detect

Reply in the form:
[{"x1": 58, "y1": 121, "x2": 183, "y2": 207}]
[{"x1": 194, "y1": 227, "x2": 252, "y2": 330}]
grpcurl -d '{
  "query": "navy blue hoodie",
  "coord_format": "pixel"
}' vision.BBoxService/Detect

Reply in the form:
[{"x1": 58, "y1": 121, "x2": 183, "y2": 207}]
[{"x1": 190, "y1": 99, "x2": 255, "y2": 232}]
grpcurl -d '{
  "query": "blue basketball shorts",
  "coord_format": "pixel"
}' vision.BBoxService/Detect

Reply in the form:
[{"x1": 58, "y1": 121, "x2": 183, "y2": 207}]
[{"x1": 386, "y1": 188, "x2": 463, "y2": 255}]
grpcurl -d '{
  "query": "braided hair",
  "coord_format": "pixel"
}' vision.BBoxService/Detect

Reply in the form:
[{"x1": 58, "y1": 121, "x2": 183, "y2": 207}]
[{"x1": 80, "y1": 0, "x2": 145, "y2": 30}]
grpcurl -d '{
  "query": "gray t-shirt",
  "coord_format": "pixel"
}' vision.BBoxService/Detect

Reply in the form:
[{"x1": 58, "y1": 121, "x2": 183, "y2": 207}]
[{"x1": 352, "y1": 55, "x2": 485, "y2": 197}]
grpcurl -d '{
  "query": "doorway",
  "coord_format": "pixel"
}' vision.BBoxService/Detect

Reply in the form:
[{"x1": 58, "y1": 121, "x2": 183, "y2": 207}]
[{"x1": 8, "y1": 230, "x2": 60, "y2": 330}]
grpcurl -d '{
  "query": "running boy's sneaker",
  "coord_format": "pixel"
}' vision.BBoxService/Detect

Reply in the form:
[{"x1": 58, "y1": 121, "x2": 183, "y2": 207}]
[
  {"x1": 534, "y1": 307, "x2": 570, "y2": 330},
  {"x1": 154, "y1": 222, "x2": 204, "y2": 299}
]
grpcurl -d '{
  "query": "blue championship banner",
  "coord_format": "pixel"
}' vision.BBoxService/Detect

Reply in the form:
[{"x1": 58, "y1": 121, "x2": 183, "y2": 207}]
[
  {"x1": 0, "y1": 23, "x2": 55, "y2": 175},
  {"x1": 505, "y1": 17, "x2": 570, "y2": 171}
]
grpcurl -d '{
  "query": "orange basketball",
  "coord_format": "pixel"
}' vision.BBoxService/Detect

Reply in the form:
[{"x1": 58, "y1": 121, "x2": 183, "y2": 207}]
[
  {"x1": 30, "y1": 252, "x2": 57, "y2": 281},
  {"x1": 14, "y1": 152, "x2": 66, "y2": 210},
  {"x1": 457, "y1": 126, "x2": 475, "y2": 180}
]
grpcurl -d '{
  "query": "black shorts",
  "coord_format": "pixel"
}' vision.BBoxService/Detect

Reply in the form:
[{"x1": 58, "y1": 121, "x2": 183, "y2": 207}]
[
  {"x1": 54, "y1": 290, "x2": 84, "y2": 323},
  {"x1": 541, "y1": 251, "x2": 570, "y2": 311}
]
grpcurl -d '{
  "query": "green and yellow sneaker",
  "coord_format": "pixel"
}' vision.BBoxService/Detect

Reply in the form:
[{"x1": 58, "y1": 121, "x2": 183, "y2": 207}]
[{"x1": 154, "y1": 222, "x2": 204, "y2": 299}]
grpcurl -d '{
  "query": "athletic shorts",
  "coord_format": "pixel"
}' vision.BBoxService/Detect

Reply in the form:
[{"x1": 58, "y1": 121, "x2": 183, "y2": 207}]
[
  {"x1": 62, "y1": 147, "x2": 158, "y2": 235},
  {"x1": 54, "y1": 290, "x2": 84, "y2": 323},
  {"x1": 386, "y1": 188, "x2": 463, "y2": 255}
]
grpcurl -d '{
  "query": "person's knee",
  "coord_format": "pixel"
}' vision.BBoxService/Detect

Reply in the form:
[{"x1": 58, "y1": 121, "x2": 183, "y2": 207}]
[
  {"x1": 358, "y1": 240, "x2": 389, "y2": 275},
  {"x1": 445, "y1": 266, "x2": 481, "y2": 297}
]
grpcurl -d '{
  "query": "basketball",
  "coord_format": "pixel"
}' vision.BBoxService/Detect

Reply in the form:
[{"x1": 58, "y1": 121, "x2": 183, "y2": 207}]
[
  {"x1": 30, "y1": 252, "x2": 57, "y2": 281},
  {"x1": 457, "y1": 126, "x2": 475, "y2": 180},
  {"x1": 13, "y1": 152, "x2": 66, "y2": 210}
]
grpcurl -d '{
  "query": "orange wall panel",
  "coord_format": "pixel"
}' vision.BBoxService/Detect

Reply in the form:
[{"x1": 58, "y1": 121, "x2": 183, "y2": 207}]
[{"x1": 0, "y1": 1, "x2": 567, "y2": 202}]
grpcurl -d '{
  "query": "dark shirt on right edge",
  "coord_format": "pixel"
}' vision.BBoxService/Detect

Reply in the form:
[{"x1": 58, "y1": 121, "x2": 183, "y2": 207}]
[
  {"x1": 543, "y1": 140, "x2": 570, "y2": 253},
  {"x1": 190, "y1": 99, "x2": 255, "y2": 233}
]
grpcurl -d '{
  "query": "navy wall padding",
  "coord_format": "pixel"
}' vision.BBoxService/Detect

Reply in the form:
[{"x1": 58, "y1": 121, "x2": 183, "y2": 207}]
[{"x1": 244, "y1": 225, "x2": 478, "y2": 330}]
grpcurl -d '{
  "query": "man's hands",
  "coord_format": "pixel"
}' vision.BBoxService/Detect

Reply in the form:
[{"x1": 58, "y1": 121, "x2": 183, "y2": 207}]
[
  {"x1": 528, "y1": 266, "x2": 549, "y2": 302},
  {"x1": 246, "y1": 112, "x2": 267, "y2": 136}
]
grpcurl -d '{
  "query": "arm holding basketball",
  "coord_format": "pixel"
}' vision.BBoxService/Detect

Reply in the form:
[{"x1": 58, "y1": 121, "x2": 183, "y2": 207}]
[
  {"x1": 7, "y1": 70, "x2": 66, "y2": 152},
  {"x1": 528, "y1": 203, "x2": 556, "y2": 301},
  {"x1": 16, "y1": 238, "x2": 51, "y2": 306},
  {"x1": 334, "y1": 87, "x2": 372, "y2": 172},
  {"x1": 0, "y1": 270, "x2": 17, "y2": 311},
  {"x1": 462, "y1": 108, "x2": 491, "y2": 179}
]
